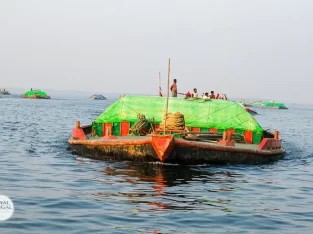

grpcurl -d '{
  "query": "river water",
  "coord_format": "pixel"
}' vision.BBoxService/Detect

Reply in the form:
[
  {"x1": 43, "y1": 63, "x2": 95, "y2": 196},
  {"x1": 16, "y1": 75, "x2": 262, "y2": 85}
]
[{"x1": 0, "y1": 96, "x2": 313, "y2": 233}]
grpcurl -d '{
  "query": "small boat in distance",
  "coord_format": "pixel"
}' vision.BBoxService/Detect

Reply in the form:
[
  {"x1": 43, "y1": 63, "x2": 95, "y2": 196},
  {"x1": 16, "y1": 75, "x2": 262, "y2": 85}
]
[
  {"x1": 0, "y1": 89, "x2": 10, "y2": 95},
  {"x1": 88, "y1": 94, "x2": 107, "y2": 100},
  {"x1": 241, "y1": 100, "x2": 288, "y2": 109},
  {"x1": 262, "y1": 101, "x2": 288, "y2": 109},
  {"x1": 246, "y1": 108, "x2": 258, "y2": 115},
  {"x1": 20, "y1": 89, "x2": 51, "y2": 99},
  {"x1": 238, "y1": 103, "x2": 258, "y2": 115}
]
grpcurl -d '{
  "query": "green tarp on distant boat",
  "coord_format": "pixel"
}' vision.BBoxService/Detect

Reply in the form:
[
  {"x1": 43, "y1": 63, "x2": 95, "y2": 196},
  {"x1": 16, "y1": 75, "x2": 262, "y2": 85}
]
[
  {"x1": 263, "y1": 102, "x2": 287, "y2": 108},
  {"x1": 23, "y1": 90, "x2": 49, "y2": 97},
  {"x1": 93, "y1": 96, "x2": 263, "y2": 133}
]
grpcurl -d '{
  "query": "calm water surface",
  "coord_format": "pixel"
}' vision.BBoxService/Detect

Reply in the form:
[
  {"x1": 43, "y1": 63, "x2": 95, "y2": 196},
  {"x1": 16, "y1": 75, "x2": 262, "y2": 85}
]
[{"x1": 0, "y1": 96, "x2": 313, "y2": 233}]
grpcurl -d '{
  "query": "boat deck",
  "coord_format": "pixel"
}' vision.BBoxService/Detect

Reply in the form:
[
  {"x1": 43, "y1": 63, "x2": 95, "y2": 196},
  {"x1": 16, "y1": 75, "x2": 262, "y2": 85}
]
[{"x1": 87, "y1": 135, "x2": 152, "y2": 141}]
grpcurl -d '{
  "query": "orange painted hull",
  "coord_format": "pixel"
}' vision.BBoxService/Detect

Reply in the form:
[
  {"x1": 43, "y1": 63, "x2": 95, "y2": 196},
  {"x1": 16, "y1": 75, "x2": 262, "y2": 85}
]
[
  {"x1": 151, "y1": 134, "x2": 175, "y2": 162},
  {"x1": 68, "y1": 126, "x2": 285, "y2": 164},
  {"x1": 20, "y1": 95, "x2": 50, "y2": 99}
]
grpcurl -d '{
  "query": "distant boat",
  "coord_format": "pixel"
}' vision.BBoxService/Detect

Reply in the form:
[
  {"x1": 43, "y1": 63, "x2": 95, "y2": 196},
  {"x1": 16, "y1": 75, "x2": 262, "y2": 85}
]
[
  {"x1": 20, "y1": 89, "x2": 51, "y2": 99},
  {"x1": 245, "y1": 108, "x2": 258, "y2": 115},
  {"x1": 0, "y1": 89, "x2": 10, "y2": 95},
  {"x1": 88, "y1": 94, "x2": 107, "y2": 100},
  {"x1": 241, "y1": 101, "x2": 288, "y2": 109},
  {"x1": 238, "y1": 103, "x2": 258, "y2": 115},
  {"x1": 261, "y1": 102, "x2": 288, "y2": 109}
]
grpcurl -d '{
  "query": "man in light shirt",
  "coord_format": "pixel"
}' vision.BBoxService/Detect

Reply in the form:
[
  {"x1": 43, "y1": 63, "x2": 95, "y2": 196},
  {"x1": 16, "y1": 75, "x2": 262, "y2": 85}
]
[
  {"x1": 192, "y1": 88, "x2": 198, "y2": 98},
  {"x1": 202, "y1": 92, "x2": 209, "y2": 99}
]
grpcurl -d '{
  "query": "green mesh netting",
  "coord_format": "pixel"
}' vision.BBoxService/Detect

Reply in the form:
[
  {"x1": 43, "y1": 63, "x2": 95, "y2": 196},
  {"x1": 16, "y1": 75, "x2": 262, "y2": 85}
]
[
  {"x1": 23, "y1": 90, "x2": 49, "y2": 97},
  {"x1": 93, "y1": 96, "x2": 263, "y2": 133}
]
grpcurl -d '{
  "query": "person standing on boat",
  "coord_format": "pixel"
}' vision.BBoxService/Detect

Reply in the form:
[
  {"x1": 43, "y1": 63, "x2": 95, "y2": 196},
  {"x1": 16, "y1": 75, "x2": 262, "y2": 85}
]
[{"x1": 170, "y1": 79, "x2": 177, "y2": 97}]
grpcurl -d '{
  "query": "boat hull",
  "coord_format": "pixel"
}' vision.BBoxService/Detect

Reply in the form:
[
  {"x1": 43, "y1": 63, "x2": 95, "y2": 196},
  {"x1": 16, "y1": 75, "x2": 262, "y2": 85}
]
[
  {"x1": 68, "y1": 137, "x2": 285, "y2": 165},
  {"x1": 246, "y1": 108, "x2": 258, "y2": 115},
  {"x1": 20, "y1": 95, "x2": 50, "y2": 99}
]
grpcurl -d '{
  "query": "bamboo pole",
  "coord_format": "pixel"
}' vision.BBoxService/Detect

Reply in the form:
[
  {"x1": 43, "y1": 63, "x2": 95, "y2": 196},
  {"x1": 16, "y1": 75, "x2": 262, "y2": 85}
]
[
  {"x1": 159, "y1": 72, "x2": 161, "y2": 96},
  {"x1": 164, "y1": 58, "x2": 170, "y2": 134}
]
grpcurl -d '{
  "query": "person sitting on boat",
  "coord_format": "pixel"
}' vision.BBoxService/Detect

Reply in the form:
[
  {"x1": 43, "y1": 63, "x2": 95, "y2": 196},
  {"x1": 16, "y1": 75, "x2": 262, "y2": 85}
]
[
  {"x1": 202, "y1": 92, "x2": 209, "y2": 99},
  {"x1": 170, "y1": 79, "x2": 177, "y2": 97},
  {"x1": 185, "y1": 91, "x2": 191, "y2": 98},
  {"x1": 209, "y1": 91, "x2": 215, "y2": 99},
  {"x1": 192, "y1": 88, "x2": 198, "y2": 99},
  {"x1": 221, "y1": 94, "x2": 228, "y2": 100}
]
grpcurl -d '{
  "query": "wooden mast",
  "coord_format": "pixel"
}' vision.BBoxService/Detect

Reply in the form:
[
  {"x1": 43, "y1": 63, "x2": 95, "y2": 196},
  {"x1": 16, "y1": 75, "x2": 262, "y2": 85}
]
[
  {"x1": 163, "y1": 58, "x2": 170, "y2": 134},
  {"x1": 158, "y1": 72, "x2": 161, "y2": 96}
]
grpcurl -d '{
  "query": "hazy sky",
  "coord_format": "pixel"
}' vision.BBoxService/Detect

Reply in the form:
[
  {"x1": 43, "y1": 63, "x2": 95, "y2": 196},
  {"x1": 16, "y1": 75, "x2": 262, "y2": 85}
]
[{"x1": 1, "y1": 0, "x2": 312, "y2": 103}]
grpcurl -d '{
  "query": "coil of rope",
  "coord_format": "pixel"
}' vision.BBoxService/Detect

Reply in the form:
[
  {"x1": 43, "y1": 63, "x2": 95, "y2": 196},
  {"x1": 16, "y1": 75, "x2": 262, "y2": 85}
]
[
  {"x1": 159, "y1": 112, "x2": 185, "y2": 130},
  {"x1": 131, "y1": 113, "x2": 155, "y2": 136}
]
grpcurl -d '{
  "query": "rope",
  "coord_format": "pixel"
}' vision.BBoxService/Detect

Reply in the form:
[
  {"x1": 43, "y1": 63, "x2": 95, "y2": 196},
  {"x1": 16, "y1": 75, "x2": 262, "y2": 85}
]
[
  {"x1": 159, "y1": 112, "x2": 185, "y2": 130},
  {"x1": 130, "y1": 113, "x2": 155, "y2": 136}
]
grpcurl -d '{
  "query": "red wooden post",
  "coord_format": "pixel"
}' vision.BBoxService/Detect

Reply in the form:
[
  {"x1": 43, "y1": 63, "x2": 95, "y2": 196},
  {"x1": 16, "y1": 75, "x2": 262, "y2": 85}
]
[
  {"x1": 72, "y1": 120, "x2": 86, "y2": 140},
  {"x1": 106, "y1": 126, "x2": 110, "y2": 135},
  {"x1": 244, "y1": 131, "x2": 253, "y2": 144},
  {"x1": 102, "y1": 123, "x2": 117, "y2": 140},
  {"x1": 218, "y1": 131, "x2": 234, "y2": 146},
  {"x1": 274, "y1": 131, "x2": 279, "y2": 139},
  {"x1": 227, "y1": 132, "x2": 233, "y2": 143},
  {"x1": 120, "y1": 122, "x2": 130, "y2": 136},
  {"x1": 191, "y1": 127, "x2": 200, "y2": 132}
]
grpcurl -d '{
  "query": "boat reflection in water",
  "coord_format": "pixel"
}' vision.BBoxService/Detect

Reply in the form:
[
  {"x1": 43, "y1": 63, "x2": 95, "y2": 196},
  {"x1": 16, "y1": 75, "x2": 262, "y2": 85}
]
[{"x1": 89, "y1": 162, "x2": 243, "y2": 212}]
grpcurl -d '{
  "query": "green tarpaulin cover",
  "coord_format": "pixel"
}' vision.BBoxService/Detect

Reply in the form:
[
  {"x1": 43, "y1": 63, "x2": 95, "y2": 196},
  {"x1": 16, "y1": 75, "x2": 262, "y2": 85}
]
[
  {"x1": 23, "y1": 90, "x2": 49, "y2": 97},
  {"x1": 93, "y1": 96, "x2": 263, "y2": 133},
  {"x1": 263, "y1": 102, "x2": 287, "y2": 108}
]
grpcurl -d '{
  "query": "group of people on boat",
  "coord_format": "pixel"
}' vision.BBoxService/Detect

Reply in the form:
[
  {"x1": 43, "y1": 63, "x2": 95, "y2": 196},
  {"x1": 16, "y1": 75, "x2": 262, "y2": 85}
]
[{"x1": 169, "y1": 79, "x2": 227, "y2": 100}]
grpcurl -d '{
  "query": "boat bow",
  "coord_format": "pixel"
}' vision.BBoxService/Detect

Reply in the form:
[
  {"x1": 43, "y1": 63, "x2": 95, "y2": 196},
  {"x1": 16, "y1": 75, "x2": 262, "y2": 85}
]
[{"x1": 151, "y1": 134, "x2": 175, "y2": 162}]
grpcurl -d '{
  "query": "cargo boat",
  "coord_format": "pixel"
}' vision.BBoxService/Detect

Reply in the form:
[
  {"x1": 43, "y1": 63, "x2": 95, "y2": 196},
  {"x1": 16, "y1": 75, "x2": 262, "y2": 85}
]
[
  {"x1": 245, "y1": 108, "x2": 258, "y2": 115},
  {"x1": 20, "y1": 90, "x2": 51, "y2": 99},
  {"x1": 0, "y1": 89, "x2": 10, "y2": 95},
  {"x1": 68, "y1": 96, "x2": 284, "y2": 165},
  {"x1": 88, "y1": 94, "x2": 107, "y2": 100},
  {"x1": 242, "y1": 101, "x2": 288, "y2": 109}
]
